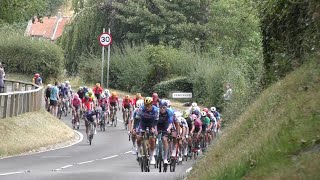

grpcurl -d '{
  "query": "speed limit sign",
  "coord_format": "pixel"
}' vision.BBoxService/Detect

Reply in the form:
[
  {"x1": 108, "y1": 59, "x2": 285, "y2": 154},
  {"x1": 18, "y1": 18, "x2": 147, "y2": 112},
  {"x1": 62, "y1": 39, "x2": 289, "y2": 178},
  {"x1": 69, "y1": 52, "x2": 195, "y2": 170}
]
[{"x1": 98, "y1": 32, "x2": 112, "y2": 46}]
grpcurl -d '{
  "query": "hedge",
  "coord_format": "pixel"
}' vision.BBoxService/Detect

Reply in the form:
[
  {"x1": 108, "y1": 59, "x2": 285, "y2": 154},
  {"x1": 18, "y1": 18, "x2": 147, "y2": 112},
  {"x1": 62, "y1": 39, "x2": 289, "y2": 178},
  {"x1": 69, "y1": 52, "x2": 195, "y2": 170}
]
[{"x1": 153, "y1": 76, "x2": 193, "y2": 98}]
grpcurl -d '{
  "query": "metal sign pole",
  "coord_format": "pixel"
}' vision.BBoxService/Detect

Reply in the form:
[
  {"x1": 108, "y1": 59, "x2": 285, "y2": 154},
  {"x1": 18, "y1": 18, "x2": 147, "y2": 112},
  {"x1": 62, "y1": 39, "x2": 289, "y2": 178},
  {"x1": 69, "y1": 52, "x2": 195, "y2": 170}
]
[
  {"x1": 106, "y1": 28, "x2": 111, "y2": 89},
  {"x1": 101, "y1": 28, "x2": 105, "y2": 88}
]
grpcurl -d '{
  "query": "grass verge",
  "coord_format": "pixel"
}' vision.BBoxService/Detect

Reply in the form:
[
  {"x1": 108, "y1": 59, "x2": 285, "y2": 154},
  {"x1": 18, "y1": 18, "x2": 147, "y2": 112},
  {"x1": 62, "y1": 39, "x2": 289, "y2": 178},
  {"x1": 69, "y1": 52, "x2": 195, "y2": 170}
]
[
  {"x1": 187, "y1": 55, "x2": 320, "y2": 179},
  {"x1": 0, "y1": 110, "x2": 75, "y2": 158}
]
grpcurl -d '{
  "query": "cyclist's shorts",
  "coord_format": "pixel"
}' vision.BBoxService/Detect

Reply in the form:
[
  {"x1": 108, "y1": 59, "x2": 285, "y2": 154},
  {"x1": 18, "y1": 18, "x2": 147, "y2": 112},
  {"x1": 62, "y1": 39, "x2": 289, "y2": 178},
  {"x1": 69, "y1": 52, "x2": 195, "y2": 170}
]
[
  {"x1": 123, "y1": 104, "x2": 132, "y2": 110},
  {"x1": 110, "y1": 102, "x2": 116, "y2": 107},
  {"x1": 157, "y1": 123, "x2": 168, "y2": 136},
  {"x1": 201, "y1": 124, "x2": 208, "y2": 132},
  {"x1": 50, "y1": 99, "x2": 58, "y2": 106},
  {"x1": 86, "y1": 115, "x2": 95, "y2": 123},
  {"x1": 95, "y1": 94, "x2": 101, "y2": 100},
  {"x1": 139, "y1": 123, "x2": 153, "y2": 135},
  {"x1": 74, "y1": 105, "x2": 80, "y2": 112}
]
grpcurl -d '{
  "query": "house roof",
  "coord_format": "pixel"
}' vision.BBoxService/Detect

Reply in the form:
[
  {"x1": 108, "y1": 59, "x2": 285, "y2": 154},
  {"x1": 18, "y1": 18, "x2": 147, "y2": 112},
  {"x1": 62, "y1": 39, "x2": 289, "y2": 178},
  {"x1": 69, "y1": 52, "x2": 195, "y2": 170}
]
[{"x1": 26, "y1": 16, "x2": 70, "y2": 40}]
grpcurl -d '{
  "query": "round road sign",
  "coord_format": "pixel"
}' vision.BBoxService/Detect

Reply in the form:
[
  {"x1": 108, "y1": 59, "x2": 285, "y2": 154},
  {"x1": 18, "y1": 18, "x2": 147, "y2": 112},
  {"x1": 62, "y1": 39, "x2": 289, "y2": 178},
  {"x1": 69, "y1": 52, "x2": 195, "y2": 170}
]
[{"x1": 98, "y1": 32, "x2": 112, "y2": 46}]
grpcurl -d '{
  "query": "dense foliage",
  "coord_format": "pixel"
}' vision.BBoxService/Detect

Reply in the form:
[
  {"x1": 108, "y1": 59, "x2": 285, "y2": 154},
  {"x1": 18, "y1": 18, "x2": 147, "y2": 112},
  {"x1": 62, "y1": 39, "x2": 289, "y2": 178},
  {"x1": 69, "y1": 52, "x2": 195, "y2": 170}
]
[
  {"x1": 0, "y1": 0, "x2": 64, "y2": 24},
  {"x1": 0, "y1": 32, "x2": 64, "y2": 81},
  {"x1": 258, "y1": 0, "x2": 320, "y2": 84}
]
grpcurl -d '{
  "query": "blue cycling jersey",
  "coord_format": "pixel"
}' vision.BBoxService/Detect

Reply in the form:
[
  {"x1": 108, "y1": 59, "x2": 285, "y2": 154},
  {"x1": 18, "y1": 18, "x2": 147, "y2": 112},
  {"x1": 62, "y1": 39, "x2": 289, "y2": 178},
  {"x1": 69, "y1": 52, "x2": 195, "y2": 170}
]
[
  {"x1": 135, "y1": 105, "x2": 159, "y2": 126},
  {"x1": 158, "y1": 108, "x2": 173, "y2": 124},
  {"x1": 214, "y1": 111, "x2": 221, "y2": 120},
  {"x1": 59, "y1": 87, "x2": 68, "y2": 97}
]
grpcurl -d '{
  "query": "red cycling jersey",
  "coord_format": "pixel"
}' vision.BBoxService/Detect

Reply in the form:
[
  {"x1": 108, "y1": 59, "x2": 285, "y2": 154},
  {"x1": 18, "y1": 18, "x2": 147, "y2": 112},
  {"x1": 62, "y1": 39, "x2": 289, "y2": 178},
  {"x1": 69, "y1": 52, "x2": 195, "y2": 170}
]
[
  {"x1": 93, "y1": 86, "x2": 103, "y2": 95},
  {"x1": 72, "y1": 97, "x2": 81, "y2": 107},
  {"x1": 122, "y1": 99, "x2": 133, "y2": 108},
  {"x1": 82, "y1": 97, "x2": 93, "y2": 110},
  {"x1": 109, "y1": 96, "x2": 119, "y2": 106}
]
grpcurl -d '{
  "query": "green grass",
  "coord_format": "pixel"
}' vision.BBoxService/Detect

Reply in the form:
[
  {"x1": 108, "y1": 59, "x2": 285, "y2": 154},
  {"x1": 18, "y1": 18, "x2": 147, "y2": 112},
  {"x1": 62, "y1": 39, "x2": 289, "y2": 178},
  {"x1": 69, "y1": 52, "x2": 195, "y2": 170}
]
[
  {"x1": 187, "y1": 54, "x2": 320, "y2": 180},
  {"x1": 0, "y1": 110, "x2": 75, "y2": 158}
]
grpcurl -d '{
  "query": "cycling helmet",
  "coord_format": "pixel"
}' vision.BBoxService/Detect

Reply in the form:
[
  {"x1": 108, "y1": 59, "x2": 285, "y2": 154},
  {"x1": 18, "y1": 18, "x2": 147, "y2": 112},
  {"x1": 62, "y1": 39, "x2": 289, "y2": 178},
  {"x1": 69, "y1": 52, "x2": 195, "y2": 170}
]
[
  {"x1": 136, "y1": 99, "x2": 144, "y2": 108},
  {"x1": 183, "y1": 110, "x2": 190, "y2": 118},
  {"x1": 144, "y1": 97, "x2": 153, "y2": 105},
  {"x1": 191, "y1": 102, "x2": 197, "y2": 107},
  {"x1": 201, "y1": 111, "x2": 206, "y2": 117},
  {"x1": 125, "y1": 95, "x2": 130, "y2": 100},
  {"x1": 152, "y1": 93, "x2": 158, "y2": 98},
  {"x1": 85, "y1": 93, "x2": 89, "y2": 98},
  {"x1": 79, "y1": 86, "x2": 83, "y2": 90},
  {"x1": 65, "y1": 80, "x2": 70, "y2": 85},
  {"x1": 136, "y1": 93, "x2": 142, "y2": 99},
  {"x1": 203, "y1": 108, "x2": 209, "y2": 113},
  {"x1": 61, "y1": 83, "x2": 65, "y2": 88},
  {"x1": 193, "y1": 109, "x2": 200, "y2": 116},
  {"x1": 104, "y1": 89, "x2": 110, "y2": 95},
  {"x1": 190, "y1": 114, "x2": 197, "y2": 120},
  {"x1": 101, "y1": 94, "x2": 106, "y2": 99},
  {"x1": 47, "y1": 84, "x2": 52, "y2": 88},
  {"x1": 73, "y1": 94, "x2": 79, "y2": 99},
  {"x1": 174, "y1": 111, "x2": 182, "y2": 119},
  {"x1": 159, "y1": 99, "x2": 168, "y2": 107},
  {"x1": 35, "y1": 73, "x2": 40, "y2": 78},
  {"x1": 166, "y1": 100, "x2": 171, "y2": 107},
  {"x1": 88, "y1": 90, "x2": 93, "y2": 96},
  {"x1": 210, "y1": 107, "x2": 216, "y2": 112},
  {"x1": 96, "y1": 83, "x2": 100, "y2": 87},
  {"x1": 112, "y1": 92, "x2": 117, "y2": 97}
]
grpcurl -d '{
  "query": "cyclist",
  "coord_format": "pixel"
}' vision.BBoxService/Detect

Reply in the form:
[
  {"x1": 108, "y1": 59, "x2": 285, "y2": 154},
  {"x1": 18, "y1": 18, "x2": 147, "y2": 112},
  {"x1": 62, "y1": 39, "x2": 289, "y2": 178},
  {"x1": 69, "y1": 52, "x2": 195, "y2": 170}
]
[
  {"x1": 189, "y1": 102, "x2": 200, "y2": 118},
  {"x1": 152, "y1": 92, "x2": 160, "y2": 107},
  {"x1": 108, "y1": 92, "x2": 120, "y2": 125},
  {"x1": 184, "y1": 110, "x2": 194, "y2": 155},
  {"x1": 157, "y1": 99, "x2": 174, "y2": 164},
  {"x1": 71, "y1": 94, "x2": 82, "y2": 128},
  {"x1": 98, "y1": 94, "x2": 109, "y2": 125},
  {"x1": 174, "y1": 111, "x2": 189, "y2": 161},
  {"x1": 83, "y1": 86, "x2": 89, "y2": 94},
  {"x1": 189, "y1": 114, "x2": 202, "y2": 151},
  {"x1": 200, "y1": 111, "x2": 211, "y2": 151},
  {"x1": 44, "y1": 84, "x2": 51, "y2": 112},
  {"x1": 50, "y1": 82, "x2": 60, "y2": 117},
  {"x1": 128, "y1": 99, "x2": 144, "y2": 155},
  {"x1": 133, "y1": 93, "x2": 143, "y2": 108},
  {"x1": 104, "y1": 89, "x2": 111, "y2": 98},
  {"x1": 77, "y1": 87, "x2": 85, "y2": 99},
  {"x1": 93, "y1": 83, "x2": 103, "y2": 101},
  {"x1": 204, "y1": 107, "x2": 217, "y2": 142},
  {"x1": 65, "y1": 80, "x2": 72, "y2": 112},
  {"x1": 84, "y1": 110, "x2": 98, "y2": 143},
  {"x1": 210, "y1": 107, "x2": 221, "y2": 133},
  {"x1": 122, "y1": 95, "x2": 133, "y2": 125},
  {"x1": 135, "y1": 97, "x2": 159, "y2": 165},
  {"x1": 82, "y1": 93, "x2": 96, "y2": 138}
]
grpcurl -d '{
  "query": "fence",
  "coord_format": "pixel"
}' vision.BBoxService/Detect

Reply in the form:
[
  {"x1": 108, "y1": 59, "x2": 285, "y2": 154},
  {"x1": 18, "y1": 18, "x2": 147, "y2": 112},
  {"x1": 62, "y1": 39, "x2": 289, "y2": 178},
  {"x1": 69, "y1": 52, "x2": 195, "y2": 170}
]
[{"x1": 0, "y1": 79, "x2": 43, "y2": 118}]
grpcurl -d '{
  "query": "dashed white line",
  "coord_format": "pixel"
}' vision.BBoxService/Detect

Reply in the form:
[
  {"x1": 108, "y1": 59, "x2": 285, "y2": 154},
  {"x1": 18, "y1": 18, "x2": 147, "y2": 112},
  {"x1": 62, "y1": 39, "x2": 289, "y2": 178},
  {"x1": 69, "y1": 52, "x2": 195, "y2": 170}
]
[
  {"x1": 77, "y1": 160, "x2": 94, "y2": 165},
  {"x1": 61, "y1": 165, "x2": 73, "y2": 169},
  {"x1": 0, "y1": 170, "x2": 30, "y2": 176},
  {"x1": 102, "y1": 155, "x2": 118, "y2": 160}
]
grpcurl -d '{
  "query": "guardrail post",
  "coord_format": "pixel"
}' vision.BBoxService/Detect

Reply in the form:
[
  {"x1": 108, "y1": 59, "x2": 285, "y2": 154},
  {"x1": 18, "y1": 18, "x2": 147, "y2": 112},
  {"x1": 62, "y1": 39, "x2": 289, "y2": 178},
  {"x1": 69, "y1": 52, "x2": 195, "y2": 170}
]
[
  {"x1": 14, "y1": 94, "x2": 20, "y2": 116},
  {"x1": 23, "y1": 93, "x2": 27, "y2": 113},
  {"x1": 10, "y1": 94, "x2": 15, "y2": 117},
  {"x1": 4, "y1": 83, "x2": 7, "y2": 93},
  {"x1": 3, "y1": 95, "x2": 8, "y2": 118}
]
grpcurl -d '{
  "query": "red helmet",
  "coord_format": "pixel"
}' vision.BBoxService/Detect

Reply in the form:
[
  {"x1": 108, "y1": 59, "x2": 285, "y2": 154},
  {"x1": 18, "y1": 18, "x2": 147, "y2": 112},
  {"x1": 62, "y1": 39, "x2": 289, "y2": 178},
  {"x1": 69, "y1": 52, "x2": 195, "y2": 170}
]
[
  {"x1": 35, "y1": 73, "x2": 40, "y2": 78},
  {"x1": 203, "y1": 108, "x2": 209, "y2": 113},
  {"x1": 152, "y1": 93, "x2": 158, "y2": 98}
]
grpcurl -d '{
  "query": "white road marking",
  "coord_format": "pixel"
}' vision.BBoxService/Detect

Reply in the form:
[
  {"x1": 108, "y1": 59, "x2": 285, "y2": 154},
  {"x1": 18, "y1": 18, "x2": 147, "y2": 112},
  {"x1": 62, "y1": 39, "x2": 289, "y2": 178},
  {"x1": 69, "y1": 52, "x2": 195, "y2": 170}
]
[
  {"x1": 101, "y1": 155, "x2": 118, "y2": 160},
  {"x1": 0, "y1": 170, "x2": 30, "y2": 176},
  {"x1": 77, "y1": 160, "x2": 94, "y2": 165},
  {"x1": 61, "y1": 165, "x2": 73, "y2": 169},
  {"x1": 186, "y1": 167, "x2": 193, "y2": 173},
  {"x1": 123, "y1": 151, "x2": 131, "y2": 154}
]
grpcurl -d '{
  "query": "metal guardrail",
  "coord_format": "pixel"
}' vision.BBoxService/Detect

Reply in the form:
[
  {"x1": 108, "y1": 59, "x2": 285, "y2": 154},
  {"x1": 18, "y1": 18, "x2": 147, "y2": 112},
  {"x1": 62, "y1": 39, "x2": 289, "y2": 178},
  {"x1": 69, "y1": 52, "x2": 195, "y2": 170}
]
[{"x1": 0, "y1": 79, "x2": 43, "y2": 118}]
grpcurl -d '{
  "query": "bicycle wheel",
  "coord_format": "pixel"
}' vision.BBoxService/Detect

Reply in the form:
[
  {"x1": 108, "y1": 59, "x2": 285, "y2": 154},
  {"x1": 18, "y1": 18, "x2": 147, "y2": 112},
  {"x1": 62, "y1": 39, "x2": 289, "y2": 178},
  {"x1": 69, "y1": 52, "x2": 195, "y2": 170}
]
[
  {"x1": 114, "y1": 116, "x2": 117, "y2": 127},
  {"x1": 170, "y1": 158, "x2": 176, "y2": 172},
  {"x1": 64, "y1": 103, "x2": 68, "y2": 116},
  {"x1": 76, "y1": 114, "x2": 80, "y2": 129},
  {"x1": 89, "y1": 123, "x2": 94, "y2": 145},
  {"x1": 58, "y1": 108, "x2": 62, "y2": 119},
  {"x1": 158, "y1": 142, "x2": 162, "y2": 172}
]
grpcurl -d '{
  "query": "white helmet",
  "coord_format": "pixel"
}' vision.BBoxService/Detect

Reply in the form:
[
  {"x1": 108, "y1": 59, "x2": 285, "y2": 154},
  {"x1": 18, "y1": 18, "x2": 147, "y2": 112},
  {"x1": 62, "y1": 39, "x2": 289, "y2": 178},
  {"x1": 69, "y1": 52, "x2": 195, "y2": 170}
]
[
  {"x1": 191, "y1": 102, "x2": 197, "y2": 107},
  {"x1": 101, "y1": 94, "x2": 106, "y2": 99},
  {"x1": 136, "y1": 99, "x2": 144, "y2": 108},
  {"x1": 174, "y1": 111, "x2": 182, "y2": 119},
  {"x1": 47, "y1": 84, "x2": 52, "y2": 88},
  {"x1": 210, "y1": 107, "x2": 216, "y2": 112},
  {"x1": 166, "y1": 100, "x2": 171, "y2": 107},
  {"x1": 65, "y1": 80, "x2": 70, "y2": 85},
  {"x1": 201, "y1": 111, "x2": 206, "y2": 117},
  {"x1": 104, "y1": 89, "x2": 110, "y2": 95}
]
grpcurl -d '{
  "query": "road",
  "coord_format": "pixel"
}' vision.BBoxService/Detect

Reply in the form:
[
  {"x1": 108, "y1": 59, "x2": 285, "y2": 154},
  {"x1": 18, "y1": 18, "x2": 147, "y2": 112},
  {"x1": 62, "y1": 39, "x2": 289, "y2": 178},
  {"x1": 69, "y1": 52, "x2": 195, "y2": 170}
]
[{"x1": 0, "y1": 101, "x2": 197, "y2": 180}]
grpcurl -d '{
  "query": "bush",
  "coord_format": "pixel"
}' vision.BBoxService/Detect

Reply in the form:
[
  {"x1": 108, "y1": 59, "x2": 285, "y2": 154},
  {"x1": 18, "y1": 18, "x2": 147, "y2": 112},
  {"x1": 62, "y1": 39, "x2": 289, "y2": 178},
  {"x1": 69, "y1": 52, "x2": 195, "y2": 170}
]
[
  {"x1": 153, "y1": 76, "x2": 192, "y2": 98},
  {"x1": 0, "y1": 31, "x2": 64, "y2": 82}
]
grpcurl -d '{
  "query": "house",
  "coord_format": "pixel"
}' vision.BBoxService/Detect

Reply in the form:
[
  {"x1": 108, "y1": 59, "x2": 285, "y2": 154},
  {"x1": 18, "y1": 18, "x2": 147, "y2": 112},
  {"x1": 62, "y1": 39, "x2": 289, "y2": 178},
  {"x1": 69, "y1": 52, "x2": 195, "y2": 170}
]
[{"x1": 25, "y1": 13, "x2": 70, "y2": 41}]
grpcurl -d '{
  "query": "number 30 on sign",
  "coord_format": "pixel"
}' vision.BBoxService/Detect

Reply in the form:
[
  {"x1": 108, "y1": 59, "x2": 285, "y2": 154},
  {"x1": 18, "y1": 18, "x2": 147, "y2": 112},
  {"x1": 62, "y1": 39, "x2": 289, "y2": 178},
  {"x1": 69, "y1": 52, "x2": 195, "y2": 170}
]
[{"x1": 98, "y1": 33, "x2": 112, "y2": 47}]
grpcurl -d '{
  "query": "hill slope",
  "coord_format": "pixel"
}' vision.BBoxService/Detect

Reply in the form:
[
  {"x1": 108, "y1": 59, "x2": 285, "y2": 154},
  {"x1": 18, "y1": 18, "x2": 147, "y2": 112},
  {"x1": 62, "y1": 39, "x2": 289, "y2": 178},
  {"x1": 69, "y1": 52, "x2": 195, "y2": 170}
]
[{"x1": 188, "y1": 55, "x2": 320, "y2": 179}]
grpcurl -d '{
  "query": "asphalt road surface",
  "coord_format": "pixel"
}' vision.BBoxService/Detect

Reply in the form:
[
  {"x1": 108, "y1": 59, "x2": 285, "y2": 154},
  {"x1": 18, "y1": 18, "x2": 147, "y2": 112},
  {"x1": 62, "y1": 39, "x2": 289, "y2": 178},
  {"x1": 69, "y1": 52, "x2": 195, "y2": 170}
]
[{"x1": 0, "y1": 100, "x2": 198, "y2": 180}]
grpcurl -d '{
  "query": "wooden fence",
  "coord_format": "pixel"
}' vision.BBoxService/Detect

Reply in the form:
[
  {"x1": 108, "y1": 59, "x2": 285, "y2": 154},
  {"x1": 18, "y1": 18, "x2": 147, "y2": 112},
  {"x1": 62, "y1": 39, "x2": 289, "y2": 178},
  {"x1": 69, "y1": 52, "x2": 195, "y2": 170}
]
[{"x1": 0, "y1": 79, "x2": 43, "y2": 118}]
